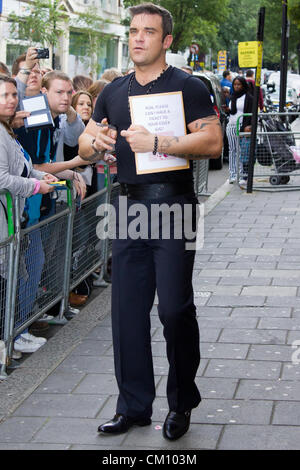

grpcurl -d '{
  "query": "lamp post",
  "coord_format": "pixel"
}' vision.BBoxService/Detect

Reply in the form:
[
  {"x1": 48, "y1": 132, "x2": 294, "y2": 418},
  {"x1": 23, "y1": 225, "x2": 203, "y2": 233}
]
[
  {"x1": 279, "y1": 0, "x2": 289, "y2": 113},
  {"x1": 52, "y1": 0, "x2": 57, "y2": 69}
]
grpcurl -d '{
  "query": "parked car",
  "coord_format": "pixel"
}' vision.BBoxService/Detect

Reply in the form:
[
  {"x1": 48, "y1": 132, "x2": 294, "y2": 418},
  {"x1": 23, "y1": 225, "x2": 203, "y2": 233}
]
[
  {"x1": 193, "y1": 71, "x2": 227, "y2": 169},
  {"x1": 267, "y1": 72, "x2": 300, "y2": 99},
  {"x1": 264, "y1": 82, "x2": 299, "y2": 114}
]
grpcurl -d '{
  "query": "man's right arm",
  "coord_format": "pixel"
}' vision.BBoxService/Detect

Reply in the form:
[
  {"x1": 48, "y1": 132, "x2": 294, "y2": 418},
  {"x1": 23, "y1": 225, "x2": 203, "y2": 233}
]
[{"x1": 78, "y1": 118, "x2": 117, "y2": 162}]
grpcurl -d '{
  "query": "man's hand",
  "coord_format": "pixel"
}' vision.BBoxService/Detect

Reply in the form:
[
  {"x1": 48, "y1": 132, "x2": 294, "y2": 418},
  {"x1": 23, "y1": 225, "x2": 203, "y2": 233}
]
[
  {"x1": 120, "y1": 125, "x2": 153, "y2": 153},
  {"x1": 43, "y1": 174, "x2": 59, "y2": 183},
  {"x1": 25, "y1": 47, "x2": 39, "y2": 70},
  {"x1": 94, "y1": 118, "x2": 117, "y2": 153},
  {"x1": 17, "y1": 47, "x2": 39, "y2": 84},
  {"x1": 11, "y1": 111, "x2": 31, "y2": 129}
]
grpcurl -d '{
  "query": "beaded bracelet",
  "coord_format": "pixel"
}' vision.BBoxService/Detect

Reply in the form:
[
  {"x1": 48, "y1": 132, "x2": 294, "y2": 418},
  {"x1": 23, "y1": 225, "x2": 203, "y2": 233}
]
[{"x1": 153, "y1": 135, "x2": 158, "y2": 155}]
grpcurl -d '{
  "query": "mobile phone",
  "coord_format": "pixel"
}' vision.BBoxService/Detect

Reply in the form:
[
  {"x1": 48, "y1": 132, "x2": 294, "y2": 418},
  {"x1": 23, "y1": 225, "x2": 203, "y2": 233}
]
[{"x1": 49, "y1": 181, "x2": 67, "y2": 189}]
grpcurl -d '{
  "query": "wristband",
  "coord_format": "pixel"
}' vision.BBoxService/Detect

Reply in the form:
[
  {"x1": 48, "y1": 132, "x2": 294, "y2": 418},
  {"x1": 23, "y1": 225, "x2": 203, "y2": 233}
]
[
  {"x1": 32, "y1": 179, "x2": 41, "y2": 195},
  {"x1": 153, "y1": 135, "x2": 158, "y2": 155}
]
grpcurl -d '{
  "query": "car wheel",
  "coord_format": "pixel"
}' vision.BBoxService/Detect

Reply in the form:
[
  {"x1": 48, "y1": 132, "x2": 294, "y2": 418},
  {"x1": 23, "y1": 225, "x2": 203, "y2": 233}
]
[{"x1": 269, "y1": 175, "x2": 281, "y2": 185}]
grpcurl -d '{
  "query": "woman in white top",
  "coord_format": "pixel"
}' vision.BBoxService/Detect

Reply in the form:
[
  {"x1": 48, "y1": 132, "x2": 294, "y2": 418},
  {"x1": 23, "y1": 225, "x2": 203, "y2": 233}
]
[{"x1": 224, "y1": 76, "x2": 253, "y2": 183}]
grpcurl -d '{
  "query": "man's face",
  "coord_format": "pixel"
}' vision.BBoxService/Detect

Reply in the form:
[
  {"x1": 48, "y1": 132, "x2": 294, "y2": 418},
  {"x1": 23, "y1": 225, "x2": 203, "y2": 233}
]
[
  {"x1": 43, "y1": 79, "x2": 73, "y2": 116},
  {"x1": 129, "y1": 13, "x2": 172, "y2": 67},
  {"x1": 20, "y1": 62, "x2": 42, "y2": 96}
]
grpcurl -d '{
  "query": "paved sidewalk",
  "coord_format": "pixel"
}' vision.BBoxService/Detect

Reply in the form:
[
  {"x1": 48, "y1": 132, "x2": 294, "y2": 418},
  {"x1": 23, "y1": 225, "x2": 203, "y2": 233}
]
[{"x1": 1, "y1": 182, "x2": 300, "y2": 450}]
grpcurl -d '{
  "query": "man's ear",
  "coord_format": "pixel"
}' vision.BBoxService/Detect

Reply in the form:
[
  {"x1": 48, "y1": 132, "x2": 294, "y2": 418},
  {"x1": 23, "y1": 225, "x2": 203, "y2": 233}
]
[{"x1": 163, "y1": 34, "x2": 173, "y2": 51}]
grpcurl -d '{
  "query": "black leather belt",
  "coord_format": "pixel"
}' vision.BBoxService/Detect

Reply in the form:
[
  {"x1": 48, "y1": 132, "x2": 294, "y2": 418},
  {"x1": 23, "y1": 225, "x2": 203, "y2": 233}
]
[{"x1": 120, "y1": 182, "x2": 195, "y2": 200}]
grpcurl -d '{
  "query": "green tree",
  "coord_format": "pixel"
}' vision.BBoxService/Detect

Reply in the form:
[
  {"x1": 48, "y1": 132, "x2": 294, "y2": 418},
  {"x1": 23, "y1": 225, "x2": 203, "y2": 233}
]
[
  {"x1": 216, "y1": 0, "x2": 260, "y2": 69},
  {"x1": 122, "y1": 0, "x2": 229, "y2": 53},
  {"x1": 260, "y1": 0, "x2": 300, "y2": 71},
  {"x1": 8, "y1": 0, "x2": 66, "y2": 47},
  {"x1": 70, "y1": 7, "x2": 112, "y2": 78}
]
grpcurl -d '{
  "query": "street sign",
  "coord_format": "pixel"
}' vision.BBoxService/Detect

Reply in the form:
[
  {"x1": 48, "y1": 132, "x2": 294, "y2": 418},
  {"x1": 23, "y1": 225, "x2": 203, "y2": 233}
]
[
  {"x1": 255, "y1": 41, "x2": 263, "y2": 86},
  {"x1": 190, "y1": 43, "x2": 200, "y2": 55},
  {"x1": 238, "y1": 41, "x2": 262, "y2": 68},
  {"x1": 217, "y1": 50, "x2": 227, "y2": 71}
]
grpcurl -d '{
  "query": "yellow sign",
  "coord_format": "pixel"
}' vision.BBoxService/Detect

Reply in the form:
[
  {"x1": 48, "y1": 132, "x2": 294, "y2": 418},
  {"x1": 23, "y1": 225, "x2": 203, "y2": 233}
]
[
  {"x1": 238, "y1": 41, "x2": 262, "y2": 68},
  {"x1": 217, "y1": 50, "x2": 227, "y2": 71},
  {"x1": 255, "y1": 41, "x2": 263, "y2": 86}
]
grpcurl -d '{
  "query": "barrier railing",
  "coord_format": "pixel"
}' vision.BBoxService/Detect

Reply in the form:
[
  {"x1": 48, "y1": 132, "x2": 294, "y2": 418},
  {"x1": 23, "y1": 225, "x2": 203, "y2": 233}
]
[
  {"x1": 0, "y1": 180, "x2": 111, "y2": 376},
  {"x1": 236, "y1": 112, "x2": 300, "y2": 190},
  {"x1": 0, "y1": 157, "x2": 210, "y2": 377},
  {"x1": 193, "y1": 160, "x2": 209, "y2": 196},
  {"x1": 0, "y1": 190, "x2": 15, "y2": 379}
]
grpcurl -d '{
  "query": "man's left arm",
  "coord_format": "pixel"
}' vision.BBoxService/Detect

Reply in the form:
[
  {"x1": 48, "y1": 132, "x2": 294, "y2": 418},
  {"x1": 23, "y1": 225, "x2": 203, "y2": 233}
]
[{"x1": 120, "y1": 114, "x2": 223, "y2": 160}]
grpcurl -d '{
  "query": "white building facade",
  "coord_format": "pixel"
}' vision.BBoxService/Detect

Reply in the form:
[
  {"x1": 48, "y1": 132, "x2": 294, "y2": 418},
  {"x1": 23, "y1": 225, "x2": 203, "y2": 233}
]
[{"x1": 0, "y1": 0, "x2": 129, "y2": 77}]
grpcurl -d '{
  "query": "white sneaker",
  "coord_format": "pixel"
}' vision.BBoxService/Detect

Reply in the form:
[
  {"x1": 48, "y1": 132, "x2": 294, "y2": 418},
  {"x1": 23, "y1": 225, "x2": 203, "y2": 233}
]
[
  {"x1": 12, "y1": 349, "x2": 22, "y2": 360},
  {"x1": 14, "y1": 336, "x2": 42, "y2": 353},
  {"x1": 239, "y1": 179, "x2": 247, "y2": 188},
  {"x1": 37, "y1": 314, "x2": 54, "y2": 322},
  {"x1": 229, "y1": 177, "x2": 236, "y2": 184},
  {"x1": 20, "y1": 332, "x2": 47, "y2": 345}
]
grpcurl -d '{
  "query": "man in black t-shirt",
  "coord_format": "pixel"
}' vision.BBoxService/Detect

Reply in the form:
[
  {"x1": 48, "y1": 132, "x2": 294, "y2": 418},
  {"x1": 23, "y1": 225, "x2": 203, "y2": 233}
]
[{"x1": 79, "y1": 2, "x2": 222, "y2": 441}]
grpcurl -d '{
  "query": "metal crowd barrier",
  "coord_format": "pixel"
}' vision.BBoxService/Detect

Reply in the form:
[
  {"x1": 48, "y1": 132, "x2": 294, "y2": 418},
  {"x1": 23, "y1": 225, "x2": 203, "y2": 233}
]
[
  {"x1": 237, "y1": 112, "x2": 300, "y2": 190},
  {"x1": 70, "y1": 187, "x2": 108, "y2": 292},
  {"x1": 0, "y1": 190, "x2": 15, "y2": 379},
  {"x1": 0, "y1": 180, "x2": 111, "y2": 377},
  {"x1": 193, "y1": 160, "x2": 209, "y2": 196},
  {"x1": 0, "y1": 157, "x2": 210, "y2": 377}
]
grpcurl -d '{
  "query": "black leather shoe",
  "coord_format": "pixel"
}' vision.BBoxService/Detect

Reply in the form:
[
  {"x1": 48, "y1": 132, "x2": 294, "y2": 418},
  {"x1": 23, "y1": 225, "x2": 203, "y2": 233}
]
[
  {"x1": 98, "y1": 414, "x2": 151, "y2": 434},
  {"x1": 163, "y1": 410, "x2": 191, "y2": 440}
]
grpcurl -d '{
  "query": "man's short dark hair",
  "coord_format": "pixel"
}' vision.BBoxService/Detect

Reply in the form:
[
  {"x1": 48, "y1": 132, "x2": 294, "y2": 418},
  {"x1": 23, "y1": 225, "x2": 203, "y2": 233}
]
[
  {"x1": 11, "y1": 53, "x2": 26, "y2": 77},
  {"x1": 129, "y1": 2, "x2": 173, "y2": 39},
  {"x1": 246, "y1": 69, "x2": 254, "y2": 78},
  {"x1": 0, "y1": 62, "x2": 10, "y2": 77},
  {"x1": 223, "y1": 70, "x2": 231, "y2": 79}
]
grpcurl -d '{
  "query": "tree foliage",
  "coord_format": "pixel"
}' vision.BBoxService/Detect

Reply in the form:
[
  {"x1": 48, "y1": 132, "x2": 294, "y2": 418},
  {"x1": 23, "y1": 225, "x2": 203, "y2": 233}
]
[
  {"x1": 70, "y1": 7, "x2": 112, "y2": 78},
  {"x1": 8, "y1": 0, "x2": 66, "y2": 47},
  {"x1": 122, "y1": 0, "x2": 230, "y2": 53}
]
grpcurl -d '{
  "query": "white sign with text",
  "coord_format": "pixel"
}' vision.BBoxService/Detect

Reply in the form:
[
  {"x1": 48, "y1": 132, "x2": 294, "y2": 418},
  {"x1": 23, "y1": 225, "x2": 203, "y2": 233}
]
[{"x1": 129, "y1": 91, "x2": 190, "y2": 174}]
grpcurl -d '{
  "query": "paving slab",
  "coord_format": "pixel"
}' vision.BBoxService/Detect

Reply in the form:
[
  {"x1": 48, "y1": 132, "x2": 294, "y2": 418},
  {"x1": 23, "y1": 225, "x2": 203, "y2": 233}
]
[
  {"x1": 1, "y1": 181, "x2": 300, "y2": 451},
  {"x1": 218, "y1": 424, "x2": 300, "y2": 450}
]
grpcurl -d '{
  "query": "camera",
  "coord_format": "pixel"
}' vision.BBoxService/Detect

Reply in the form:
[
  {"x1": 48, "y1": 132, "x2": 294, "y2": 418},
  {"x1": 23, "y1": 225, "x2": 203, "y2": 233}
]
[{"x1": 36, "y1": 48, "x2": 49, "y2": 59}]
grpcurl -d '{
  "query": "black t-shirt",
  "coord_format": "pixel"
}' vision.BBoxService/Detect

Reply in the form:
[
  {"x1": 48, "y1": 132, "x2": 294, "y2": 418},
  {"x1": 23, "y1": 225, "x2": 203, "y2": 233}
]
[{"x1": 92, "y1": 66, "x2": 215, "y2": 184}]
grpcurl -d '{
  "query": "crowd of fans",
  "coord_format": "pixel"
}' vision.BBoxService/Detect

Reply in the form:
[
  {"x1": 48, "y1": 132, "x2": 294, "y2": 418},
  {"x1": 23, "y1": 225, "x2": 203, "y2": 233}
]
[{"x1": 0, "y1": 46, "x2": 126, "y2": 359}]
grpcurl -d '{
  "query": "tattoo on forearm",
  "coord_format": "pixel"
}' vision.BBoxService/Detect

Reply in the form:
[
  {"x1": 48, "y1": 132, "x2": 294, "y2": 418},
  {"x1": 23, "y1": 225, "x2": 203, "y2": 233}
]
[
  {"x1": 194, "y1": 116, "x2": 221, "y2": 131},
  {"x1": 159, "y1": 136, "x2": 180, "y2": 152}
]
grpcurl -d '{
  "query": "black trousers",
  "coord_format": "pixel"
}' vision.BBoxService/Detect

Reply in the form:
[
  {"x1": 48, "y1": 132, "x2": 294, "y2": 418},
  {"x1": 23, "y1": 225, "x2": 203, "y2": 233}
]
[{"x1": 111, "y1": 194, "x2": 201, "y2": 419}]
